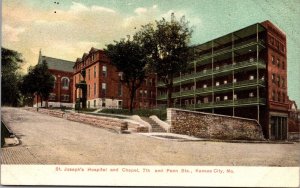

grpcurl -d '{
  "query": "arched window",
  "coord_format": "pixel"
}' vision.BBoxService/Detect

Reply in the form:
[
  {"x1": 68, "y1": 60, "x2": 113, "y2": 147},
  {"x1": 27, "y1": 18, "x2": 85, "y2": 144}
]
[
  {"x1": 52, "y1": 75, "x2": 56, "y2": 88},
  {"x1": 61, "y1": 77, "x2": 69, "y2": 89}
]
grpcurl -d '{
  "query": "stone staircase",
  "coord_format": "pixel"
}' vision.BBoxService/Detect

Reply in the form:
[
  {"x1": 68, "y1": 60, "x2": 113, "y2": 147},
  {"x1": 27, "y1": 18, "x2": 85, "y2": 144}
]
[{"x1": 141, "y1": 117, "x2": 166, "y2": 133}]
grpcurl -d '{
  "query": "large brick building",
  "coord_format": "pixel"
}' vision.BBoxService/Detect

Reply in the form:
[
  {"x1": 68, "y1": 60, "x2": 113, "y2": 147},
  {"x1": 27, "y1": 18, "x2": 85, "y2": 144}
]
[
  {"x1": 73, "y1": 47, "x2": 156, "y2": 109},
  {"x1": 156, "y1": 20, "x2": 290, "y2": 140},
  {"x1": 34, "y1": 50, "x2": 74, "y2": 108}
]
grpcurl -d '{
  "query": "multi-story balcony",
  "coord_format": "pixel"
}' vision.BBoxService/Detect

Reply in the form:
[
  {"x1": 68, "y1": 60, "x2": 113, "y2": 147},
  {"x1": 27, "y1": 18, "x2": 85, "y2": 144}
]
[
  {"x1": 157, "y1": 59, "x2": 266, "y2": 87},
  {"x1": 191, "y1": 38, "x2": 265, "y2": 65},
  {"x1": 157, "y1": 79, "x2": 265, "y2": 100},
  {"x1": 184, "y1": 97, "x2": 266, "y2": 110}
]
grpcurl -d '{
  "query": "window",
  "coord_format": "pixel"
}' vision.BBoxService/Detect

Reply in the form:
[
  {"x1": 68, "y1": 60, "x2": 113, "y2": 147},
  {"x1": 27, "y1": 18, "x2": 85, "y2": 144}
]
[
  {"x1": 282, "y1": 61, "x2": 285, "y2": 70},
  {"x1": 93, "y1": 83, "x2": 97, "y2": 97},
  {"x1": 249, "y1": 57, "x2": 254, "y2": 62},
  {"x1": 277, "y1": 76, "x2": 280, "y2": 86},
  {"x1": 49, "y1": 93, "x2": 56, "y2": 101},
  {"x1": 271, "y1": 56, "x2": 275, "y2": 64},
  {"x1": 144, "y1": 90, "x2": 147, "y2": 97},
  {"x1": 270, "y1": 37, "x2": 274, "y2": 45},
  {"x1": 233, "y1": 78, "x2": 237, "y2": 83},
  {"x1": 94, "y1": 66, "x2": 97, "y2": 78},
  {"x1": 272, "y1": 74, "x2": 275, "y2": 83},
  {"x1": 102, "y1": 99, "x2": 106, "y2": 107},
  {"x1": 233, "y1": 94, "x2": 237, "y2": 100},
  {"x1": 224, "y1": 96, "x2": 228, "y2": 100},
  {"x1": 282, "y1": 93, "x2": 285, "y2": 102},
  {"x1": 94, "y1": 100, "x2": 96, "y2": 107},
  {"x1": 215, "y1": 66, "x2": 219, "y2": 70},
  {"x1": 249, "y1": 75, "x2": 254, "y2": 80},
  {"x1": 118, "y1": 82, "x2": 122, "y2": 96},
  {"x1": 61, "y1": 95, "x2": 69, "y2": 102},
  {"x1": 203, "y1": 84, "x2": 207, "y2": 88},
  {"x1": 249, "y1": 92, "x2": 254, "y2": 97},
  {"x1": 88, "y1": 84, "x2": 90, "y2": 97},
  {"x1": 203, "y1": 69, "x2": 207, "y2": 73},
  {"x1": 204, "y1": 97, "x2": 209, "y2": 103},
  {"x1": 88, "y1": 69, "x2": 90, "y2": 80},
  {"x1": 185, "y1": 100, "x2": 189, "y2": 105},
  {"x1": 216, "y1": 97, "x2": 220, "y2": 102},
  {"x1": 52, "y1": 75, "x2": 56, "y2": 88},
  {"x1": 272, "y1": 90, "x2": 275, "y2": 101},
  {"x1": 118, "y1": 72, "x2": 123, "y2": 80},
  {"x1": 102, "y1": 65, "x2": 107, "y2": 77},
  {"x1": 102, "y1": 83, "x2": 106, "y2": 96},
  {"x1": 139, "y1": 90, "x2": 143, "y2": 97},
  {"x1": 224, "y1": 80, "x2": 227, "y2": 84},
  {"x1": 277, "y1": 92, "x2": 281, "y2": 102},
  {"x1": 61, "y1": 77, "x2": 69, "y2": 89},
  {"x1": 282, "y1": 78, "x2": 285, "y2": 87},
  {"x1": 275, "y1": 40, "x2": 279, "y2": 49},
  {"x1": 197, "y1": 100, "x2": 201, "y2": 104},
  {"x1": 216, "y1": 82, "x2": 219, "y2": 86},
  {"x1": 277, "y1": 59, "x2": 280, "y2": 68}
]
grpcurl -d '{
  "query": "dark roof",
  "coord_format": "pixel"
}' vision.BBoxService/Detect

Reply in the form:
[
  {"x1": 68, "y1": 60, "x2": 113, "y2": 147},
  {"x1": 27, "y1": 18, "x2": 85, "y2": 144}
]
[{"x1": 39, "y1": 56, "x2": 74, "y2": 72}]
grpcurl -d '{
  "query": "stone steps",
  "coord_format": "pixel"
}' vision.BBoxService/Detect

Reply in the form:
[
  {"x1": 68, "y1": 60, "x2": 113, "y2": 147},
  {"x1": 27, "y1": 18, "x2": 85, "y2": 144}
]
[{"x1": 141, "y1": 117, "x2": 166, "y2": 133}]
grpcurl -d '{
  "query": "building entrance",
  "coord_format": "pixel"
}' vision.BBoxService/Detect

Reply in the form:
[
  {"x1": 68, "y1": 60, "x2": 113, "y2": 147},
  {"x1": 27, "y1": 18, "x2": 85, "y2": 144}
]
[{"x1": 270, "y1": 116, "x2": 287, "y2": 140}]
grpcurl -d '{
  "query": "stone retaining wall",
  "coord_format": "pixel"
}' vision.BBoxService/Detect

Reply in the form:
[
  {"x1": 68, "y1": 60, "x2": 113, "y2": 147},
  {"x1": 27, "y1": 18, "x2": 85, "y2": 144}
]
[
  {"x1": 167, "y1": 108, "x2": 264, "y2": 140},
  {"x1": 23, "y1": 108, "x2": 137, "y2": 133},
  {"x1": 66, "y1": 113, "x2": 127, "y2": 133}
]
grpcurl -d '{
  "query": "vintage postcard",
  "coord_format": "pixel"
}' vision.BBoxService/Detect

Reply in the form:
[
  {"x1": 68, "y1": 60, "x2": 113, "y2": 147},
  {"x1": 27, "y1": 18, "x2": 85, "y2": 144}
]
[{"x1": 1, "y1": 0, "x2": 299, "y2": 187}]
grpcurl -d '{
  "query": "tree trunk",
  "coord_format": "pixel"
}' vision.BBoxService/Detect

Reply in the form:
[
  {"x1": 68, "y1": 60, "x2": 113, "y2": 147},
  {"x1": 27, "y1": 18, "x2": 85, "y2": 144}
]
[
  {"x1": 129, "y1": 84, "x2": 136, "y2": 113},
  {"x1": 40, "y1": 95, "x2": 43, "y2": 107},
  {"x1": 45, "y1": 100, "x2": 48, "y2": 108},
  {"x1": 36, "y1": 95, "x2": 39, "y2": 107},
  {"x1": 167, "y1": 85, "x2": 173, "y2": 108},
  {"x1": 167, "y1": 76, "x2": 173, "y2": 108}
]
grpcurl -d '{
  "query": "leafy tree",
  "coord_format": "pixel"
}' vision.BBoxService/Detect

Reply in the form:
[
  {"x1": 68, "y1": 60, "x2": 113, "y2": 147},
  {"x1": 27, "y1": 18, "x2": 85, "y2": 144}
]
[
  {"x1": 20, "y1": 60, "x2": 54, "y2": 107},
  {"x1": 1, "y1": 47, "x2": 23, "y2": 106},
  {"x1": 135, "y1": 13, "x2": 192, "y2": 107},
  {"x1": 105, "y1": 37, "x2": 148, "y2": 113}
]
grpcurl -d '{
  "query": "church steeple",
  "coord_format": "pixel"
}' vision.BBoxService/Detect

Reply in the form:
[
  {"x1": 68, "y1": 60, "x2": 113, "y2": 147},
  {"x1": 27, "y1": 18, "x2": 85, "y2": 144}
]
[{"x1": 38, "y1": 49, "x2": 42, "y2": 64}]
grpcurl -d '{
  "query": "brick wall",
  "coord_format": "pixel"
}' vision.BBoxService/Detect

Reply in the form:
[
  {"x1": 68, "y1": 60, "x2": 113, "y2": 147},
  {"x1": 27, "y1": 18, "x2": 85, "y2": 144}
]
[{"x1": 167, "y1": 108, "x2": 264, "y2": 140}]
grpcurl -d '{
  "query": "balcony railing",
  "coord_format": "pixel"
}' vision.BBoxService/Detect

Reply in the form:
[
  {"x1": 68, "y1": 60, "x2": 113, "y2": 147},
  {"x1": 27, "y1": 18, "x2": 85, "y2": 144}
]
[
  {"x1": 157, "y1": 60, "x2": 266, "y2": 87},
  {"x1": 186, "y1": 97, "x2": 266, "y2": 110},
  {"x1": 191, "y1": 38, "x2": 265, "y2": 63},
  {"x1": 157, "y1": 79, "x2": 265, "y2": 100}
]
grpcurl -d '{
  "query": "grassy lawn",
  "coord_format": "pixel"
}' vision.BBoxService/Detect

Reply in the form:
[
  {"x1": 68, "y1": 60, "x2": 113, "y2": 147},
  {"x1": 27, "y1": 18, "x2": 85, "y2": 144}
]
[{"x1": 100, "y1": 108, "x2": 167, "y2": 120}]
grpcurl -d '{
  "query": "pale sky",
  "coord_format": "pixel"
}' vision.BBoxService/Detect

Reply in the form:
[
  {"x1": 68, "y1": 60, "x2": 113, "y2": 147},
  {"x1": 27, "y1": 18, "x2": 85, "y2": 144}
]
[{"x1": 2, "y1": 0, "x2": 300, "y2": 104}]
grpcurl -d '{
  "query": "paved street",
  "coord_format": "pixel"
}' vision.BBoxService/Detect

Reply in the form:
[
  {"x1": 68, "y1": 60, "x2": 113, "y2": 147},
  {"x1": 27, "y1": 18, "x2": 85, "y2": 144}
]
[{"x1": 1, "y1": 107, "x2": 299, "y2": 166}]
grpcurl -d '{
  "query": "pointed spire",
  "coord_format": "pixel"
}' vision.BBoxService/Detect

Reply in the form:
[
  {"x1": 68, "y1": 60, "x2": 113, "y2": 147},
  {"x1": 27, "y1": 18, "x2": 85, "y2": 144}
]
[{"x1": 38, "y1": 49, "x2": 42, "y2": 64}]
